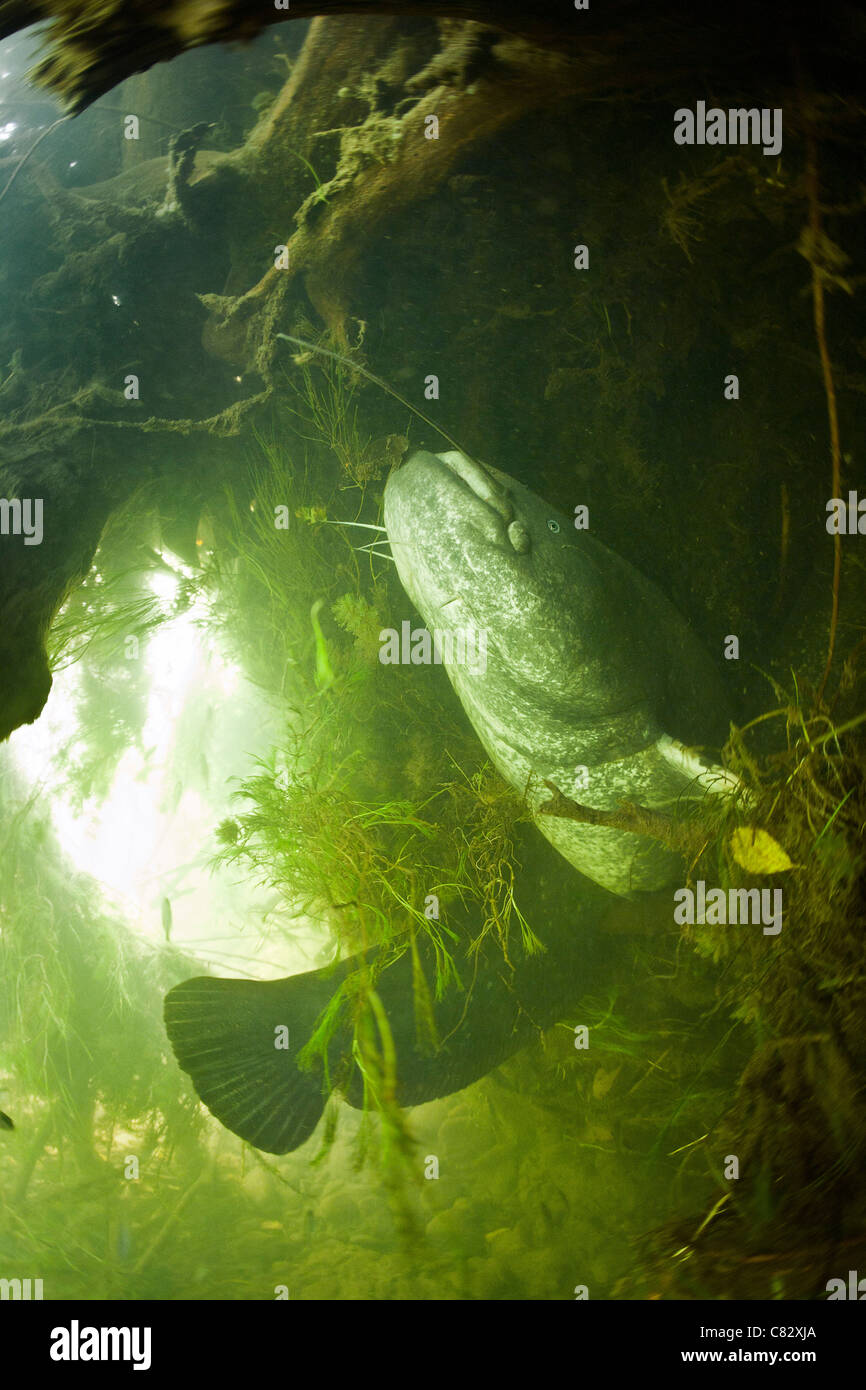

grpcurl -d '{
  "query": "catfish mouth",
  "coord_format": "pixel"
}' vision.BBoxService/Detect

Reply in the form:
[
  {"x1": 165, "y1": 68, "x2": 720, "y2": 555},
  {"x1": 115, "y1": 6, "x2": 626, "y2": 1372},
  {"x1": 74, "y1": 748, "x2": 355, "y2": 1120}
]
[
  {"x1": 436, "y1": 451, "x2": 514, "y2": 527},
  {"x1": 437, "y1": 453, "x2": 536, "y2": 557},
  {"x1": 388, "y1": 447, "x2": 511, "y2": 527},
  {"x1": 391, "y1": 449, "x2": 534, "y2": 558}
]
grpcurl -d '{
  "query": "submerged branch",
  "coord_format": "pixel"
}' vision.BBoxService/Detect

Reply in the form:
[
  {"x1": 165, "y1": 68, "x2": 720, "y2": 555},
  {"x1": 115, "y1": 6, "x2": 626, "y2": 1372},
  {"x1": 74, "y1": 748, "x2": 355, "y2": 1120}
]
[
  {"x1": 794, "y1": 53, "x2": 844, "y2": 705},
  {"x1": 538, "y1": 780, "x2": 710, "y2": 860}
]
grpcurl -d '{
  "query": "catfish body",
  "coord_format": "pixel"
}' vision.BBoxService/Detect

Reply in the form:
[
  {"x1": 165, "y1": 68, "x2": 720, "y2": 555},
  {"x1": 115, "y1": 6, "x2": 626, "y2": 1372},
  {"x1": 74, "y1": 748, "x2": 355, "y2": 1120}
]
[{"x1": 384, "y1": 450, "x2": 730, "y2": 896}]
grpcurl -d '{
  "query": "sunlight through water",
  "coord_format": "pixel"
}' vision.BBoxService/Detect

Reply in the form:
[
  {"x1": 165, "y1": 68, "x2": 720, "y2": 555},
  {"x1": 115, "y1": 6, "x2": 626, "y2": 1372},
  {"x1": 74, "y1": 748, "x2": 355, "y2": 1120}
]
[{"x1": 8, "y1": 568, "x2": 318, "y2": 980}]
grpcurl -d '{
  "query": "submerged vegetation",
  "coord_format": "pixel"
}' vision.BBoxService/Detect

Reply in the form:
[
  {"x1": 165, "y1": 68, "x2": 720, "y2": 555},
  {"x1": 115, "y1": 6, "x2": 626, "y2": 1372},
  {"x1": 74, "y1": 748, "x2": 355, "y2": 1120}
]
[
  {"x1": 0, "y1": 767, "x2": 212, "y2": 1297},
  {"x1": 1, "y1": 316, "x2": 864, "y2": 1296},
  {"x1": 202, "y1": 364, "x2": 548, "y2": 1190},
  {"x1": 212, "y1": 360, "x2": 539, "y2": 983},
  {"x1": 0, "y1": 310, "x2": 863, "y2": 1298},
  {"x1": 584, "y1": 664, "x2": 866, "y2": 1298},
  {"x1": 660, "y1": 681, "x2": 866, "y2": 1296}
]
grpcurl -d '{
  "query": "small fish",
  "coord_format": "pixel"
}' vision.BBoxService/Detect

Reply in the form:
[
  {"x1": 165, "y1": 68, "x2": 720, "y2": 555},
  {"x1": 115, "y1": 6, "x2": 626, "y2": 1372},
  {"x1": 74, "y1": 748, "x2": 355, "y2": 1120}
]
[
  {"x1": 0, "y1": 1111, "x2": 14, "y2": 1131},
  {"x1": 115, "y1": 1221, "x2": 133, "y2": 1263},
  {"x1": 161, "y1": 897, "x2": 173, "y2": 943},
  {"x1": 310, "y1": 598, "x2": 335, "y2": 692}
]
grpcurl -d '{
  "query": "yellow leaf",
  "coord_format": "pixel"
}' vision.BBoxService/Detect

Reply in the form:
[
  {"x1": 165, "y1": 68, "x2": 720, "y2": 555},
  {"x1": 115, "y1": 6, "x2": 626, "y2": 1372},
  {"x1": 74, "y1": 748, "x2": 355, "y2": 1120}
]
[{"x1": 728, "y1": 827, "x2": 794, "y2": 874}]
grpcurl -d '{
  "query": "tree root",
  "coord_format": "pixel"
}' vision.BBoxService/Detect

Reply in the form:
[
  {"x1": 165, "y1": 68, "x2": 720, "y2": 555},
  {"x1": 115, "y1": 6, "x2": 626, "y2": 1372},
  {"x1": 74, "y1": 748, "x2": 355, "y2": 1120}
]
[
  {"x1": 198, "y1": 19, "x2": 583, "y2": 366},
  {"x1": 538, "y1": 780, "x2": 712, "y2": 862}
]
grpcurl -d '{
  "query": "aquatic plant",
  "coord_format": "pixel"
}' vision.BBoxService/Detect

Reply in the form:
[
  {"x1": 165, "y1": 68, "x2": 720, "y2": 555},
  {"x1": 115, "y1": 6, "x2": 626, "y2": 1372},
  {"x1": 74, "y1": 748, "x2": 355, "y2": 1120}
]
[
  {"x1": 279, "y1": 349, "x2": 384, "y2": 487},
  {"x1": 617, "y1": 665, "x2": 866, "y2": 1296},
  {"x1": 188, "y1": 407, "x2": 542, "y2": 1186},
  {"x1": 660, "y1": 155, "x2": 752, "y2": 262}
]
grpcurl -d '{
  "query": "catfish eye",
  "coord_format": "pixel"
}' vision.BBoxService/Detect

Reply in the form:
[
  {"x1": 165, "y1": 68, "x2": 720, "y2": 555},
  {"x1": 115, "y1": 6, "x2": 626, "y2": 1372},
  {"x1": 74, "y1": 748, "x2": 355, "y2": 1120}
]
[{"x1": 547, "y1": 519, "x2": 560, "y2": 533}]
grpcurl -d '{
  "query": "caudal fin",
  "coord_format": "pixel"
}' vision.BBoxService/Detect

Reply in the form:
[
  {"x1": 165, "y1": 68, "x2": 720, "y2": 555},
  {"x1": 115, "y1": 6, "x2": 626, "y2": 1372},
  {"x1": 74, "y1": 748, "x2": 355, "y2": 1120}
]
[
  {"x1": 165, "y1": 927, "x2": 590, "y2": 1153},
  {"x1": 164, "y1": 973, "x2": 337, "y2": 1154}
]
